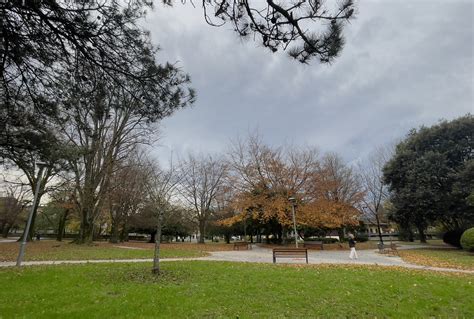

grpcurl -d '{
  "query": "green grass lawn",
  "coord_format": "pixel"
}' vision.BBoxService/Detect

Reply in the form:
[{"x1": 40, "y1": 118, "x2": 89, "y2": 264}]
[
  {"x1": 399, "y1": 248, "x2": 474, "y2": 270},
  {"x1": 0, "y1": 241, "x2": 210, "y2": 262},
  {"x1": 21, "y1": 245, "x2": 205, "y2": 260},
  {"x1": 397, "y1": 239, "x2": 445, "y2": 246},
  {"x1": 0, "y1": 261, "x2": 472, "y2": 318}
]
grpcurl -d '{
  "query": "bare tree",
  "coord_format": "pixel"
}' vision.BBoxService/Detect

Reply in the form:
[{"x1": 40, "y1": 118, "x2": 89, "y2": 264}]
[
  {"x1": 55, "y1": 57, "x2": 192, "y2": 243},
  {"x1": 145, "y1": 158, "x2": 181, "y2": 274},
  {"x1": 359, "y1": 146, "x2": 393, "y2": 244},
  {"x1": 106, "y1": 153, "x2": 150, "y2": 243},
  {"x1": 39, "y1": 183, "x2": 77, "y2": 242},
  {"x1": 317, "y1": 153, "x2": 363, "y2": 206},
  {"x1": 178, "y1": 154, "x2": 228, "y2": 244},
  {"x1": 0, "y1": 182, "x2": 30, "y2": 238}
]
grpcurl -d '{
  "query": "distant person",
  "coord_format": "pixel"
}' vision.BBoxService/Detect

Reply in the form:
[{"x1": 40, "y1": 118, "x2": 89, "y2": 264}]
[
  {"x1": 348, "y1": 233, "x2": 358, "y2": 260},
  {"x1": 35, "y1": 233, "x2": 41, "y2": 241}
]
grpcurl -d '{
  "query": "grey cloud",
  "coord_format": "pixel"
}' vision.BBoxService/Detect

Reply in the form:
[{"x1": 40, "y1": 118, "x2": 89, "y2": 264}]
[{"x1": 145, "y1": 1, "x2": 473, "y2": 166}]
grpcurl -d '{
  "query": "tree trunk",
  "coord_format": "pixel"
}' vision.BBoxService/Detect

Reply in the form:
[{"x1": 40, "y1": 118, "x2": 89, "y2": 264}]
[
  {"x1": 149, "y1": 230, "x2": 156, "y2": 243},
  {"x1": 337, "y1": 228, "x2": 345, "y2": 242},
  {"x1": 109, "y1": 219, "x2": 119, "y2": 244},
  {"x1": 78, "y1": 213, "x2": 94, "y2": 244},
  {"x1": 120, "y1": 223, "x2": 129, "y2": 242},
  {"x1": 19, "y1": 198, "x2": 41, "y2": 242},
  {"x1": 418, "y1": 226, "x2": 427, "y2": 243},
  {"x1": 375, "y1": 214, "x2": 384, "y2": 245},
  {"x1": 2, "y1": 224, "x2": 11, "y2": 238},
  {"x1": 152, "y1": 221, "x2": 162, "y2": 274},
  {"x1": 198, "y1": 220, "x2": 206, "y2": 244},
  {"x1": 282, "y1": 226, "x2": 288, "y2": 245},
  {"x1": 56, "y1": 209, "x2": 69, "y2": 242}
]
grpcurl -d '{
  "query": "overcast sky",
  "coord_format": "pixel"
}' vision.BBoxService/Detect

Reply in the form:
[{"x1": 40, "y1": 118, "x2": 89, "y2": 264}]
[{"x1": 143, "y1": 0, "x2": 473, "y2": 166}]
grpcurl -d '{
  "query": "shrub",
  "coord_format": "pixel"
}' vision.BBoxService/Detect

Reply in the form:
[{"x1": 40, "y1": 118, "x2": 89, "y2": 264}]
[
  {"x1": 355, "y1": 233, "x2": 369, "y2": 242},
  {"x1": 443, "y1": 229, "x2": 465, "y2": 248},
  {"x1": 305, "y1": 238, "x2": 338, "y2": 244},
  {"x1": 460, "y1": 228, "x2": 474, "y2": 252},
  {"x1": 398, "y1": 228, "x2": 415, "y2": 242}
]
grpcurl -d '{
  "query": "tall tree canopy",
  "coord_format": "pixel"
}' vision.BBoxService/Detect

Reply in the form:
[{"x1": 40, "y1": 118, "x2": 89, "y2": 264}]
[
  {"x1": 1, "y1": 0, "x2": 356, "y2": 175},
  {"x1": 383, "y1": 115, "x2": 474, "y2": 242},
  {"x1": 222, "y1": 136, "x2": 362, "y2": 242},
  {"x1": 1, "y1": 0, "x2": 355, "y2": 117},
  {"x1": 1, "y1": 0, "x2": 195, "y2": 156}
]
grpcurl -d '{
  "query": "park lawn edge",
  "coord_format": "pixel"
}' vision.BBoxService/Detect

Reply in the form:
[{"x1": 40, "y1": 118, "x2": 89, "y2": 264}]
[{"x1": 0, "y1": 261, "x2": 473, "y2": 318}]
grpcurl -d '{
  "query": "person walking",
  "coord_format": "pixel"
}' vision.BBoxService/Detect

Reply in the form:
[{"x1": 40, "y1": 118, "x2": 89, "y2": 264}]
[{"x1": 348, "y1": 233, "x2": 358, "y2": 260}]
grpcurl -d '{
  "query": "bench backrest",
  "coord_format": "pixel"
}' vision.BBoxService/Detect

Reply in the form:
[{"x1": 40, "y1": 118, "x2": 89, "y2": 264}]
[{"x1": 273, "y1": 248, "x2": 307, "y2": 256}]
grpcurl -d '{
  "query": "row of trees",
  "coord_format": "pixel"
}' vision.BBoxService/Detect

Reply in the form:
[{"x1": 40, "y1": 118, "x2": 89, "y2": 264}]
[
  {"x1": 7, "y1": 114, "x2": 471, "y2": 249},
  {"x1": 2, "y1": 0, "x2": 359, "y2": 273},
  {"x1": 1, "y1": 132, "x2": 390, "y2": 243},
  {"x1": 1, "y1": 0, "x2": 357, "y2": 247},
  {"x1": 5, "y1": 115, "x2": 472, "y2": 256}
]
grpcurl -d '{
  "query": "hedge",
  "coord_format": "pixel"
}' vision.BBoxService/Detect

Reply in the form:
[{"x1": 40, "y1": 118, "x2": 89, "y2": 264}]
[{"x1": 460, "y1": 227, "x2": 474, "y2": 252}]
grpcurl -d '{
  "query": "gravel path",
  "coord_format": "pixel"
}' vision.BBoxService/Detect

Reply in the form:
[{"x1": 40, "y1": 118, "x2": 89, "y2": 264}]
[{"x1": 1, "y1": 244, "x2": 473, "y2": 274}]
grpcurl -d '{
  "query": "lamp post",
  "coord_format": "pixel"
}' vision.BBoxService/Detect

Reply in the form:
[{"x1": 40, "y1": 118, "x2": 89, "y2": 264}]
[
  {"x1": 288, "y1": 197, "x2": 298, "y2": 248},
  {"x1": 16, "y1": 162, "x2": 47, "y2": 267}
]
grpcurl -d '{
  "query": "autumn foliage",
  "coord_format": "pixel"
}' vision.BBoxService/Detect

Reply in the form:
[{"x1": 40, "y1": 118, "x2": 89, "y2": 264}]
[{"x1": 218, "y1": 135, "x2": 363, "y2": 239}]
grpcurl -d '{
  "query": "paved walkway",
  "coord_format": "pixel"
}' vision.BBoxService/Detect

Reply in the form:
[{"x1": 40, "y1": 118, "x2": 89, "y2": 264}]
[{"x1": 1, "y1": 245, "x2": 473, "y2": 274}]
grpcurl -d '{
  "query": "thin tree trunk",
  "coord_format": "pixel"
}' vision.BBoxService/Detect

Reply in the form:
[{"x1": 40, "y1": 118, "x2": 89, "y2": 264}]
[
  {"x1": 20, "y1": 198, "x2": 41, "y2": 242},
  {"x1": 109, "y1": 219, "x2": 119, "y2": 244},
  {"x1": 149, "y1": 230, "x2": 156, "y2": 243},
  {"x1": 152, "y1": 221, "x2": 162, "y2": 274},
  {"x1": 375, "y1": 214, "x2": 384, "y2": 245},
  {"x1": 337, "y1": 228, "x2": 345, "y2": 242},
  {"x1": 120, "y1": 223, "x2": 129, "y2": 242},
  {"x1": 408, "y1": 227, "x2": 414, "y2": 242},
  {"x1": 2, "y1": 224, "x2": 11, "y2": 238},
  {"x1": 418, "y1": 226, "x2": 427, "y2": 243},
  {"x1": 56, "y1": 209, "x2": 69, "y2": 242},
  {"x1": 198, "y1": 220, "x2": 206, "y2": 244},
  {"x1": 282, "y1": 226, "x2": 288, "y2": 245}
]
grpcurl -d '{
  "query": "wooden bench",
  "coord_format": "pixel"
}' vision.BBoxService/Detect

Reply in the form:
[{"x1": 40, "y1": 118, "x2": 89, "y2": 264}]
[
  {"x1": 233, "y1": 242, "x2": 252, "y2": 250},
  {"x1": 304, "y1": 241, "x2": 324, "y2": 250},
  {"x1": 272, "y1": 248, "x2": 308, "y2": 264}
]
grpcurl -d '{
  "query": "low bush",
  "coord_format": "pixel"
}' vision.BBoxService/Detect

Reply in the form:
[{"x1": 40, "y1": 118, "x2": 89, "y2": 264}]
[
  {"x1": 398, "y1": 228, "x2": 415, "y2": 242},
  {"x1": 305, "y1": 238, "x2": 339, "y2": 244},
  {"x1": 460, "y1": 228, "x2": 474, "y2": 252},
  {"x1": 443, "y1": 229, "x2": 465, "y2": 248},
  {"x1": 355, "y1": 233, "x2": 369, "y2": 242}
]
